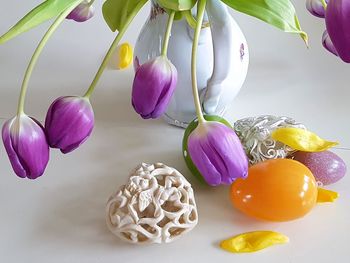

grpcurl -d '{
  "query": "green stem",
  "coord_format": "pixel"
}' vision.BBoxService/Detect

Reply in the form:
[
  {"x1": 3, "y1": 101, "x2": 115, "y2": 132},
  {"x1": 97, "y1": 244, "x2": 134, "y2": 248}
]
[
  {"x1": 84, "y1": 0, "x2": 148, "y2": 98},
  {"x1": 321, "y1": 0, "x2": 327, "y2": 9},
  {"x1": 17, "y1": 1, "x2": 83, "y2": 116},
  {"x1": 191, "y1": 0, "x2": 207, "y2": 124},
  {"x1": 184, "y1": 10, "x2": 197, "y2": 29},
  {"x1": 161, "y1": 10, "x2": 175, "y2": 57},
  {"x1": 183, "y1": 10, "x2": 210, "y2": 29}
]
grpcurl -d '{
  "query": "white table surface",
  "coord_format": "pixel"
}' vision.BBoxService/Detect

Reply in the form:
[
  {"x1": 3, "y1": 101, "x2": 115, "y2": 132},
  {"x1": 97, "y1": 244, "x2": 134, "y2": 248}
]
[{"x1": 0, "y1": 1, "x2": 349, "y2": 262}]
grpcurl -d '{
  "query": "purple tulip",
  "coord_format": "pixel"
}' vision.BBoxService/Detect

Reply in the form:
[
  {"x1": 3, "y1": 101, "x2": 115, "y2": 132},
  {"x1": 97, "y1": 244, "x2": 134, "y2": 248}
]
[
  {"x1": 66, "y1": 0, "x2": 95, "y2": 22},
  {"x1": 326, "y1": 0, "x2": 350, "y2": 63},
  {"x1": 187, "y1": 121, "x2": 248, "y2": 186},
  {"x1": 132, "y1": 56, "x2": 178, "y2": 119},
  {"x1": 306, "y1": 0, "x2": 328, "y2": 18},
  {"x1": 2, "y1": 115, "x2": 49, "y2": 179},
  {"x1": 322, "y1": 30, "x2": 339, "y2": 56},
  {"x1": 45, "y1": 96, "x2": 94, "y2": 154}
]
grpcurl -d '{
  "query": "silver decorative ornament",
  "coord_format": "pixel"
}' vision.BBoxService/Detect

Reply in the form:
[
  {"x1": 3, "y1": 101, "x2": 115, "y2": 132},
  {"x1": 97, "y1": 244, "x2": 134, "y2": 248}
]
[
  {"x1": 106, "y1": 163, "x2": 198, "y2": 244},
  {"x1": 234, "y1": 115, "x2": 306, "y2": 165}
]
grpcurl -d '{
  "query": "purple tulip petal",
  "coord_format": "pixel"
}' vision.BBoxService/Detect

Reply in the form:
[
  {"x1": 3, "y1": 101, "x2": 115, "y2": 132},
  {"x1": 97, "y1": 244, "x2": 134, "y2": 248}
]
[
  {"x1": 132, "y1": 56, "x2": 178, "y2": 119},
  {"x1": 188, "y1": 121, "x2": 248, "y2": 186},
  {"x1": 326, "y1": 0, "x2": 350, "y2": 63},
  {"x1": 306, "y1": 0, "x2": 328, "y2": 18},
  {"x1": 45, "y1": 96, "x2": 94, "y2": 154},
  {"x1": 188, "y1": 135, "x2": 222, "y2": 186},
  {"x1": 2, "y1": 115, "x2": 49, "y2": 179},
  {"x1": 2, "y1": 119, "x2": 27, "y2": 178},
  {"x1": 206, "y1": 124, "x2": 248, "y2": 183},
  {"x1": 322, "y1": 30, "x2": 339, "y2": 56},
  {"x1": 66, "y1": 0, "x2": 95, "y2": 22}
]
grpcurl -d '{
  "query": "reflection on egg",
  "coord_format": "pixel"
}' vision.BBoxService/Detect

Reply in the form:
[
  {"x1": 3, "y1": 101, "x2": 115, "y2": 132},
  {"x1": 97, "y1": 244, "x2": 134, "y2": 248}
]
[
  {"x1": 292, "y1": 151, "x2": 346, "y2": 186},
  {"x1": 230, "y1": 159, "x2": 318, "y2": 222}
]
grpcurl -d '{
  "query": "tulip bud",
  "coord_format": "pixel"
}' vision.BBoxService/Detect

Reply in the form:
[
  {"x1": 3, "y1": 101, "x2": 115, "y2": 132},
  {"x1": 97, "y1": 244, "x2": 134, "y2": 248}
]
[
  {"x1": 186, "y1": 120, "x2": 248, "y2": 186},
  {"x1": 66, "y1": 0, "x2": 95, "y2": 22},
  {"x1": 45, "y1": 96, "x2": 94, "y2": 154},
  {"x1": 2, "y1": 115, "x2": 49, "y2": 179},
  {"x1": 322, "y1": 30, "x2": 338, "y2": 56},
  {"x1": 306, "y1": 0, "x2": 328, "y2": 18},
  {"x1": 326, "y1": 0, "x2": 350, "y2": 63},
  {"x1": 132, "y1": 56, "x2": 178, "y2": 119}
]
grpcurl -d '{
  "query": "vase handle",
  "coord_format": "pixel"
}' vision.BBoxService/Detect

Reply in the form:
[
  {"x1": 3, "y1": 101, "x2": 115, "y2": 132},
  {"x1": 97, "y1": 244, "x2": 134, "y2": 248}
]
[{"x1": 203, "y1": 0, "x2": 235, "y2": 114}]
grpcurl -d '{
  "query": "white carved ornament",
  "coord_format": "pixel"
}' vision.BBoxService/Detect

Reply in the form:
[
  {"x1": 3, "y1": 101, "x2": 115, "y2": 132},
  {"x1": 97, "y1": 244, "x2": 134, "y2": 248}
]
[
  {"x1": 106, "y1": 163, "x2": 198, "y2": 244},
  {"x1": 234, "y1": 115, "x2": 306, "y2": 165}
]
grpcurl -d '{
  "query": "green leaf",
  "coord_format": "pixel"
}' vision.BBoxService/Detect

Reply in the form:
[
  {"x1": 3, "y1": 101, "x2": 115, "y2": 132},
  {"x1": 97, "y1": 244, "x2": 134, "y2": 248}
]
[
  {"x1": 102, "y1": 0, "x2": 149, "y2": 32},
  {"x1": 0, "y1": 0, "x2": 83, "y2": 44},
  {"x1": 157, "y1": 0, "x2": 197, "y2": 11},
  {"x1": 221, "y1": 0, "x2": 308, "y2": 44},
  {"x1": 182, "y1": 115, "x2": 233, "y2": 185}
]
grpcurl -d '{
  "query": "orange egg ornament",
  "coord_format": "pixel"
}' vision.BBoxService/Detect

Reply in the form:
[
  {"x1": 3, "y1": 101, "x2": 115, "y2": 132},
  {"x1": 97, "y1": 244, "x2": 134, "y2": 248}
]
[{"x1": 230, "y1": 159, "x2": 318, "y2": 222}]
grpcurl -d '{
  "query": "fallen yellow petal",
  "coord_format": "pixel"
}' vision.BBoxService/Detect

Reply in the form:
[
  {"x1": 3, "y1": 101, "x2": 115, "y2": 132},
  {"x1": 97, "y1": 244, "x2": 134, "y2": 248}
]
[
  {"x1": 317, "y1": 188, "x2": 339, "y2": 203},
  {"x1": 116, "y1": 42, "x2": 133, "y2": 70},
  {"x1": 220, "y1": 231, "x2": 289, "y2": 253},
  {"x1": 271, "y1": 127, "x2": 338, "y2": 152}
]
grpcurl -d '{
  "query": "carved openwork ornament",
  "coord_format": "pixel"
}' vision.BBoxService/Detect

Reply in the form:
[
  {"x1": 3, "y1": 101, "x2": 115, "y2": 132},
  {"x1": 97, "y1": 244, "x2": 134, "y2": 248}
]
[
  {"x1": 106, "y1": 163, "x2": 198, "y2": 244},
  {"x1": 234, "y1": 115, "x2": 306, "y2": 165}
]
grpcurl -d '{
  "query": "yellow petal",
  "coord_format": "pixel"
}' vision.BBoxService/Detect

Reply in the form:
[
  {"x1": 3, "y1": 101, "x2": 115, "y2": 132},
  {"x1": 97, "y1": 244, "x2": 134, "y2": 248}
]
[
  {"x1": 116, "y1": 42, "x2": 133, "y2": 70},
  {"x1": 317, "y1": 188, "x2": 339, "y2": 203},
  {"x1": 220, "y1": 231, "x2": 289, "y2": 253},
  {"x1": 271, "y1": 127, "x2": 338, "y2": 152}
]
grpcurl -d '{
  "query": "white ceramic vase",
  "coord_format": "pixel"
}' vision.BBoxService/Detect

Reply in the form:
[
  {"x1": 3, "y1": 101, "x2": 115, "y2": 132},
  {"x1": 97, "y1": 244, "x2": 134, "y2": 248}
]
[{"x1": 134, "y1": 0, "x2": 249, "y2": 127}]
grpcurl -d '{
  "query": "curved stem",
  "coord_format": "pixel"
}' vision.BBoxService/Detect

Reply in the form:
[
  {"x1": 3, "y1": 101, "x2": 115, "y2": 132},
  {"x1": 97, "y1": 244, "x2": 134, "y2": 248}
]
[
  {"x1": 161, "y1": 10, "x2": 175, "y2": 57},
  {"x1": 191, "y1": 0, "x2": 207, "y2": 124},
  {"x1": 17, "y1": 1, "x2": 83, "y2": 116},
  {"x1": 184, "y1": 10, "x2": 197, "y2": 29},
  {"x1": 84, "y1": 0, "x2": 148, "y2": 98},
  {"x1": 321, "y1": 0, "x2": 327, "y2": 9},
  {"x1": 183, "y1": 10, "x2": 210, "y2": 29}
]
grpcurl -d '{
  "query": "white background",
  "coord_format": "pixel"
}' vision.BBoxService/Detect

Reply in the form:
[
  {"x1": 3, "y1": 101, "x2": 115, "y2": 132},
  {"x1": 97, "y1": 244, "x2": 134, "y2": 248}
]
[{"x1": 0, "y1": 1, "x2": 349, "y2": 262}]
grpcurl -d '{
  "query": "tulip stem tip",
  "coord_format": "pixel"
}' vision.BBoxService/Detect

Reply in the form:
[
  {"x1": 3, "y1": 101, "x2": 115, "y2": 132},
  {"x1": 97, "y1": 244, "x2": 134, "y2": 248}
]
[
  {"x1": 161, "y1": 10, "x2": 176, "y2": 57},
  {"x1": 191, "y1": 0, "x2": 207, "y2": 124},
  {"x1": 321, "y1": 0, "x2": 327, "y2": 9},
  {"x1": 16, "y1": 2, "x2": 82, "y2": 116}
]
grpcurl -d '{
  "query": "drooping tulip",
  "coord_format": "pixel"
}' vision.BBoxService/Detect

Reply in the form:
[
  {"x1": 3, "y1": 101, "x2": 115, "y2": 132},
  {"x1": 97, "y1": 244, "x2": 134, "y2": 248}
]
[
  {"x1": 66, "y1": 0, "x2": 95, "y2": 22},
  {"x1": 2, "y1": 114, "x2": 49, "y2": 179},
  {"x1": 322, "y1": 30, "x2": 338, "y2": 56},
  {"x1": 132, "y1": 56, "x2": 178, "y2": 119},
  {"x1": 306, "y1": 0, "x2": 328, "y2": 18},
  {"x1": 326, "y1": 0, "x2": 350, "y2": 63},
  {"x1": 187, "y1": 121, "x2": 248, "y2": 186},
  {"x1": 45, "y1": 96, "x2": 94, "y2": 154}
]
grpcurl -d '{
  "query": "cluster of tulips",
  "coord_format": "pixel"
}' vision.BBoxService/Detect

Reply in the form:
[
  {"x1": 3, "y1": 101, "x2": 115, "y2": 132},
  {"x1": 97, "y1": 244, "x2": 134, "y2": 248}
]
[
  {"x1": 306, "y1": 0, "x2": 350, "y2": 63},
  {"x1": 1, "y1": 0, "x2": 349, "y2": 184},
  {"x1": 1, "y1": 1, "x2": 96, "y2": 179},
  {"x1": 2, "y1": 1, "x2": 94, "y2": 179},
  {"x1": 0, "y1": 0, "x2": 249, "y2": 183},
  {"x1": 2, "y1": 96, "x2": 94, "y2": 179}
]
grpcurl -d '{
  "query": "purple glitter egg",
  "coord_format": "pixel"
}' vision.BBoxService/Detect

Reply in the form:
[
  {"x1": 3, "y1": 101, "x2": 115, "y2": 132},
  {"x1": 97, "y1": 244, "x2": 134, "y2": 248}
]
[{"x1": 292, "y1": 151, "x2": 346, "y2": 185}]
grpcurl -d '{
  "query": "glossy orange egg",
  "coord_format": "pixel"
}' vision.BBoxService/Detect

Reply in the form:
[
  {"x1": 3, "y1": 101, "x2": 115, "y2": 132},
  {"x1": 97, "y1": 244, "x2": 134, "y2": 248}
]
[{"x1": 230, "y1": 159, "x2": 318, "y2": 222}]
